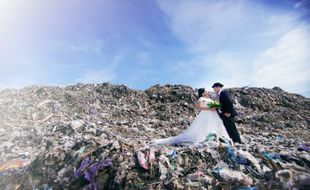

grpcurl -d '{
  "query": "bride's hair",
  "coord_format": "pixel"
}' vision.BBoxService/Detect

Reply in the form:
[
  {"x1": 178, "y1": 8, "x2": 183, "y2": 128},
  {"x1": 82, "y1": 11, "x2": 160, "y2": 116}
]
[{"x1": 198, "y1": 88, "x2": 205, "y2": 98}]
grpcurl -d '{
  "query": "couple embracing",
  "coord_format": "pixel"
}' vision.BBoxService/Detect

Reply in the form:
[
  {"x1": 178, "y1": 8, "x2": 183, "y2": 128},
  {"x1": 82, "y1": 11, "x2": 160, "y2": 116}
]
[{"x1": 152, "y1": 82, "x2": 242, "y2": 145}]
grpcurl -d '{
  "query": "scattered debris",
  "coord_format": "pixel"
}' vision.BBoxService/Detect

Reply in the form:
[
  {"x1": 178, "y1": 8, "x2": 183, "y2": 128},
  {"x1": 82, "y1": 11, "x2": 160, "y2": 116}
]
[{"x1": 0, "y1": 83, "x2": 309, "y2": 189}]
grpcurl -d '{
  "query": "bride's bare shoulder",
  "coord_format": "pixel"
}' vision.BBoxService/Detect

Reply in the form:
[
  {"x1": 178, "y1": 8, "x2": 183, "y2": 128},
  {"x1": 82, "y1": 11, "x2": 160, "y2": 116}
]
[{"x1": 198, "y1": 97, "x2": 207, "y2": 102}]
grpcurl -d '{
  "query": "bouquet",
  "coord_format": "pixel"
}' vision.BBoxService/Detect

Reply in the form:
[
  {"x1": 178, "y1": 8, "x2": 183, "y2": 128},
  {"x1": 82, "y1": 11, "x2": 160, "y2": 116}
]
[{"x1": 207, "y1": 100, "x2": 221, "y2": 109}]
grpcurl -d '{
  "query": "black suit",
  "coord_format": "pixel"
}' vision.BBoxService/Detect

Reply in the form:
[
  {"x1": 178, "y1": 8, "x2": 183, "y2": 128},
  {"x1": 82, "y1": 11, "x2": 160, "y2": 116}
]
[{"x1": 219, "y1": 90, "x2": 242, "y2": 143}]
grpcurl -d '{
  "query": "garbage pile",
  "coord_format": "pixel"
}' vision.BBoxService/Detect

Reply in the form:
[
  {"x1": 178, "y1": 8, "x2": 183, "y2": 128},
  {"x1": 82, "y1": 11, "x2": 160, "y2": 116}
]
[{"x1": 0, "y1": 83, "x2": 309, "y2": 190}]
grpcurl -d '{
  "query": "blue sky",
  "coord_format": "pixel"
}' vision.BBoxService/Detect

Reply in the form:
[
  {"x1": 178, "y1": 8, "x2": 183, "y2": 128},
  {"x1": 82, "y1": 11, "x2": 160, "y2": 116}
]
[{"x1": 0, "y1": 0, "x2": 309, "y2": 96}]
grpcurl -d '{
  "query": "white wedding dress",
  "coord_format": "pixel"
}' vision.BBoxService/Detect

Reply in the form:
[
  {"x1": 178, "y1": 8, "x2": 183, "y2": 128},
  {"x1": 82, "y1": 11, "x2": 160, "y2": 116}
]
[{"x1": 152, "y1": 97, "x2": 231, "y2": 145}]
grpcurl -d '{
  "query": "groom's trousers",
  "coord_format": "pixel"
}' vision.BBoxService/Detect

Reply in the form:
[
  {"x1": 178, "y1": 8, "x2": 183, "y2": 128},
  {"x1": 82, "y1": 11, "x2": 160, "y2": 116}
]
[{"x1": 221, "y1": 116, "x2": 242, "y2": 143}]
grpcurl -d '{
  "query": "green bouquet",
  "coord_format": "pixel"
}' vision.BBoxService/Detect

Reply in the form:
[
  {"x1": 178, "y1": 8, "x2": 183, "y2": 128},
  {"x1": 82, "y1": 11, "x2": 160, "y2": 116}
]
[{"x1": 207, "y1": 100, "x2": 221, "y2": 109}]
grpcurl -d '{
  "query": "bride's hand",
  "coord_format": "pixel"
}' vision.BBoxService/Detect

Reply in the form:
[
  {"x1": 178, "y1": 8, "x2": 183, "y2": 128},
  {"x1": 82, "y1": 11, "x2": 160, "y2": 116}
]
[
  {"x1": 224, "y1": 113, "x2": 231, "y2": 117},
  {"x1": 210, "y1": 108, "x2": 216, "y2": 111}
]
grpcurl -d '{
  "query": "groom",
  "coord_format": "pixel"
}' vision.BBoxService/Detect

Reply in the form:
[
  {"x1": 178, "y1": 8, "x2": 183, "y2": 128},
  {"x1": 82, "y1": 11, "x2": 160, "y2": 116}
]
[{"x1": 212, "y1": 82, "x2": 242, "y2": 144}]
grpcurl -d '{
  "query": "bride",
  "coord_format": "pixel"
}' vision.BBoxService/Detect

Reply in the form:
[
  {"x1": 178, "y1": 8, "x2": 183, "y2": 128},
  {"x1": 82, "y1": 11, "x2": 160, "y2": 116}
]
[{"x1": 152, "y1": 88, "x2": 231, "y2": 145}]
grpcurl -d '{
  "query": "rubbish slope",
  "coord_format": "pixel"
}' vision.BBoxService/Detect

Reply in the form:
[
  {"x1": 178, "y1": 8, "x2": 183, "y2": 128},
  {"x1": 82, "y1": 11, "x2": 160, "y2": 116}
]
[{"x1": 0, "y1": 83, "x2": 309, "y2": 189}]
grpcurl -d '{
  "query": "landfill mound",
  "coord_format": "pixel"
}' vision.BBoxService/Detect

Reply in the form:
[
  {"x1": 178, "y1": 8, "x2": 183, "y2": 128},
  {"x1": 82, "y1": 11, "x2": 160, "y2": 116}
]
[{"x1": 0, "y1": 83, "x2": 309, "y2": 190}]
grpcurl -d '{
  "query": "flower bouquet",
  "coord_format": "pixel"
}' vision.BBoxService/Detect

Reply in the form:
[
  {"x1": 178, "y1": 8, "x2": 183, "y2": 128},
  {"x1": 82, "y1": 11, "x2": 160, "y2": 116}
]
[{"x1": 207, "y1": 100, "x2": 221, "y2": 109}]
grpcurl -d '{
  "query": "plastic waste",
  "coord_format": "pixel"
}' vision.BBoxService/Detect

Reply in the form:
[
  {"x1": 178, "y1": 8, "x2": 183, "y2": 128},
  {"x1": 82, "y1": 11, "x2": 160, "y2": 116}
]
[
  {"x1": 0, "y1": 159, "x2": 24, "y2": 172},
  {"x1": 212, "y1": 167, "x2": 253, "y2": 186},
  {"x1": 137, "y1": 151, "x2": 149, "y2": 170},
  {"x1": 206, "y1": 132, "x2": 218, "y2": 141},
  {"x1": 74, "y1": 156, "x2": 90, "y2": 178},
  {"x1": 297, "y1": 143, "x2": 309, "y2": 152},
  {"x1": 263, "y1": 152, "x2": 281, "y2": 162},
  {"x1": 0, "y1": 84, "x2": 309, "y2": 189}
]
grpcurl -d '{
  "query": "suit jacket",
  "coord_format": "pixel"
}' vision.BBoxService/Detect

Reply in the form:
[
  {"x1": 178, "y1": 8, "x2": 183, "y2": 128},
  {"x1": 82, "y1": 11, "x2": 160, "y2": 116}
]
[{"x1": 219, "y1": 90, "x2": 238, "y2": 117}]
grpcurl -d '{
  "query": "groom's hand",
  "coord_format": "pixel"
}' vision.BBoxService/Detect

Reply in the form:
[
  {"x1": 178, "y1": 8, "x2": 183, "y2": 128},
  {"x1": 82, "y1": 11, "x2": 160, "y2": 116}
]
[{"x1": 224, "y1": 113, "x2": 231, "y2": 117}]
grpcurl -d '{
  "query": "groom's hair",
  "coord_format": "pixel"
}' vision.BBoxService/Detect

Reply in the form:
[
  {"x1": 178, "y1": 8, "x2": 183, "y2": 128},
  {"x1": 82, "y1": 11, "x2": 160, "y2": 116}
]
[
  {"x1": 212, "y1": 82, "x2": 224, "y2": 88},
  {"x1": 198, "y1": 88, "x2": 205, "y2": 98}
]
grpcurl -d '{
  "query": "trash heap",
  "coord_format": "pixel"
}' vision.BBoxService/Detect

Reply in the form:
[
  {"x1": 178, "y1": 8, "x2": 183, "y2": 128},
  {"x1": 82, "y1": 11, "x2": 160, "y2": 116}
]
[{"x1": 0, "y1": 83, "x2": 309, "y2": 190}]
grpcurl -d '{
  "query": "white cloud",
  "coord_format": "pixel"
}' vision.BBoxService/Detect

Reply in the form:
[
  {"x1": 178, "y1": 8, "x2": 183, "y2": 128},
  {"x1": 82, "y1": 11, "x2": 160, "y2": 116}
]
[
  {"x1": 189, "y1": 52, "x2": 251, "y2": 90},
  {"x1": 157, "y1": 0, "x2": 248, "y2": 53},
  {"x1": 157, "y1": 0, "x2": 301, "y2": 53},
  {"x1": 157, "y1": 0, "x2": 309, "y2": 95},
  {"x1": 251, "y1": 26, "x2": 310, "y2": 94}
]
